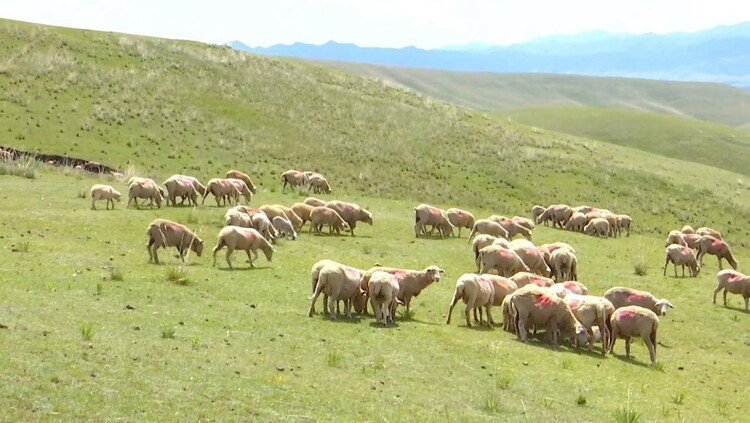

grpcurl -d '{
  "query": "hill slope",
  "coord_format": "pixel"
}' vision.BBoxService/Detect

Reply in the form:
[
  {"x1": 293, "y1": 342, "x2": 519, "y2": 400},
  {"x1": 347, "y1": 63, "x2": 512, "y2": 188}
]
[{"x1": 320, "y1": 61, "x2": 750, "y2": 127}]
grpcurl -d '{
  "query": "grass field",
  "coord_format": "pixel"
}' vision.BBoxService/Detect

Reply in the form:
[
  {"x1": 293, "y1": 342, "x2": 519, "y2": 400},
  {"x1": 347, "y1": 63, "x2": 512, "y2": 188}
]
[
  {"x1": 1, "y1": 17, "x2": 750, "y2": 421},
  {"x1": 322, "y1": 61, "x2": 750, "y2": 128}
]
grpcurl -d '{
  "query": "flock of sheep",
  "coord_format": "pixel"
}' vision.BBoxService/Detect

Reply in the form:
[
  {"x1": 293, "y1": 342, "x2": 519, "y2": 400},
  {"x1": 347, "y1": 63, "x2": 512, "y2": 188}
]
[{"x1": 86, "y1": 170, "x2": 750, "y2": 365}]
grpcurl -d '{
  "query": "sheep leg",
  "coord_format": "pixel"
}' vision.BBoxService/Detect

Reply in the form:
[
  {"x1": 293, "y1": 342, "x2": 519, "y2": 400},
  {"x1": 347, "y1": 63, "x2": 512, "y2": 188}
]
[
  {"x1": 646, "y1": 329, "x2": 657, "y2": 363},
  {"x1": 517, "y1": 317, "x2": 528, "y2": 342},
  {"x1": 225, "y1": 247, "x2": 235, "y2": 269},
  {"x1": 147, "y1": 239, "x2": 156, "y2": 263},
  {"x1": 624, "y1": 337, "x2": 631, "y2": 358},
  {"x1": 744, "y1": 295, "x2": 749, "y2": 311},
  {"x1": 327, "y1": 293, "x2": 337, "y2": 320},
  {"x1": 464, "y1": 305, "x2": 472, "y2": 328},
  {"x1": 485, "y1": 305, "x2": 494, "y2": 327},
  {"x1": 446, "y1": 295, "x2": 460, "y2": 325},
  {"x1": 717, "y1": 256, "x2": 723, "y2": 270},
  {"x1": 245, "y1": 249, "x2": 255, "y2": 268},
  {"x1": 308, "y1": 286, "x2": 325, "y2": 317},
  {"x1": 723, "y1": 289, "x2": 728, "y2": 307},
  {"x1": 370, "y1": 298, "x2": 381, "y2": 324}
]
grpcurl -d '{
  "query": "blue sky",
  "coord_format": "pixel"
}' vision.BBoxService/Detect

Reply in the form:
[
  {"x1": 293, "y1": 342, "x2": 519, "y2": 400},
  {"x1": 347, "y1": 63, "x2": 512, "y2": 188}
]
[{"x1": 2, "y1": 0, "x2": 749, "y2": 48}]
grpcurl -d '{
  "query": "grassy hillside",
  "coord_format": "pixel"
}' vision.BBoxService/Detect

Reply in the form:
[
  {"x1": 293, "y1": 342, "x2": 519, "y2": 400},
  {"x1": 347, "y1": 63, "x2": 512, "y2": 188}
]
[
  {"x1": 322, "y1": 61, "x2": 750, "y2": 127},
  {"x1": 1, "y1": 18, "x2": 750, "y2": 421},
  {"x1": 500, "y1": 106, "x2": 750, "y2": 176}
]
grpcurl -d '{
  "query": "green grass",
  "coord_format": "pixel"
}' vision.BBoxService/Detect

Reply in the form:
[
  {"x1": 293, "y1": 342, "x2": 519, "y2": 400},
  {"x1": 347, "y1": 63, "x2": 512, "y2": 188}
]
[
  {"x1": 322, "y1": 61, "x2": 750, "y2": 127},
  {"x1": 501, "y1": 106, "x2": 750, "y2": 176},
  {"x1": 0, "y1": 17, "x2": 749, "y2": 421},
  {"x1": 0, "y1": 154, "x2": 38, "y2": 179}
]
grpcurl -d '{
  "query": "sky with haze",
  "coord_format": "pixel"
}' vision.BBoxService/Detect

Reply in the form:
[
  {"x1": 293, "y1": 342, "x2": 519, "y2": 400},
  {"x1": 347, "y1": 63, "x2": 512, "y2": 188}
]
[{"x1": 2, "y1": 0, "x2": 749, "y2": 48}]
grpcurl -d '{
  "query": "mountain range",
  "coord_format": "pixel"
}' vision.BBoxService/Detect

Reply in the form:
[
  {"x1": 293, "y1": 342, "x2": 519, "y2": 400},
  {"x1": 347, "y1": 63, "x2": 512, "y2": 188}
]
[{"x1": 230, "y1": 22, "x2": 750, "y2": 87}]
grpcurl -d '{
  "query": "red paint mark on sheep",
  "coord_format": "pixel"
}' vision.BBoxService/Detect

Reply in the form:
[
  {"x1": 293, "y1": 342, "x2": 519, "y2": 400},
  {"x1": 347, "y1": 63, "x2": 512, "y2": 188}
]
[
  {"x1": 547, "y1": 245, "x2": 561, "y2": 253},
  {"x1": 628, "y1": 292, "x2": 645, "y2": 301},
  {"x1": 618, "y1": 310, "x2": 636, "y2": 318},
  {"x1": 344, "y1": 267, "x2": 360, "y2": 278},
  {"x1": 535, "y1": 294, "x2": 554, "y2": 308},
  {"x1": 682, "y1": 247, "x2": 692, "y2": 255},
  {"x1": 531, "y1": 277, "x2": 548, "y2": 287},
  {"x1": 712, "y1": 240, "x2": 726, "y2": 248},
  {"x1": 428, "y1": 208, "x2": 441, "y2": 216},
  {"x1": 728, "y1": 272, "x2": 742, "y2": 281},
  {"x1": 389, "y1": 270, "x2": 408, "y2": 281},
  {"x1": 566, "y1": 299, "x2": 580, "y2": 309}
]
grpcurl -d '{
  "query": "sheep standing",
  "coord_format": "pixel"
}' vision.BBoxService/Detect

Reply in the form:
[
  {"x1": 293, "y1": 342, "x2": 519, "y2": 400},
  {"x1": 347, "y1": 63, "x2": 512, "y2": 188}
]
[
  {"x1": 608, "y1": 306, "x2": 659, "y2": 363},
  {"x1": 550, "y1": 281, "x2": 589, "y2": 297},
  {"x1": 308, "y1": 262, "x2": 365, "y2": 319},
  {"x1": 212, "y1": 226, "x2": 274, "y2": 269},
  {"x1": 563, "y1": 294, "x2": 614, "y2": 353},
  {"x1": 367, "y1": 271, "x2": 401, "y2": 326},
  {"x1": 471, "y1": 234, "x2": 498, "y2": 271},
  {"x1": 272, "y1": 216, "x2": 297, "y2": 240},
  {"x1": 226, "y1": 178, "x2": 254, "y2": 204},
  {"x1": 224, "y1": 208, "x2": 253, "y2": 228},
  {"x1": 414, "y1": 204, "x2": 453, "y2": 238},
  {"x1": 697, "y1": 227, "x2": 723, "y2": 240},
  {"x1": 487, "y1": 215, "x2": 532, "y2": 239},
  {"x1": 163, "y1": 176, "x2": 198, "y2": 207},
  {"x1": 281, "y1": 170, "x2": 308, "y2": 192},
  {"x1": 304, "y1": 197, "x2": 327, "y2": 207},
  {"x1": 446, "y1": 208, "x2": 475, "y2": 237},
  {"x1": 251, "y1": 212, "x2": 278, "y2": 242},
  {"x1": 512, "y1": 245, "x2": 551, "y2": 277},
  {"x1": 617, "y1": 214, "x2": 632, "y2": 237},
  {"x1": 308, "y1": 174, "x2": 332, "y2": 194},
  {"x1": 603, "y1": 287, "x2": 674, "y2": 316},
  {"x1": 226, "y1": 170, "x2": 257, "y2": 194},
  {"x1": 696, "y1": 236, "x2": 738, "y2": 270},
  {"x1": 360, "y1": 265, "x2": 444, "y2": 316},
  {"x1": 539, "y1": 204, "x2": 573, "y2": 229},
  {"x1": 291, "y1": 203, "x2": 315, "y2": 229},
  {"x1": 665, "y1": 230, "x2": 687, "y2": 247},
  {"x1": 512, "y1": 216, "x2": 535, "y2": 232},
  {"x1": 530, "y1": 205, "x2": 546, "y2": 225},
  {"x1": 549, "y1": 248, "x2": 578, "y2": 282},
  {"x1": 308, "y1": 206, "x2": 350, "y2": 235},
  {"x1": 127, "y1": 177, "x2": 164, "y2": 209},
  {"x1": 202, "y1": 178, "x2": 240, "y2": 207},
  {"x1": 146, "y1": 219, "x2": 203, "y2": 264},
  {"x1": 713, "y1": 270, "x2": 750, "y2": 311},
  {"x1": 325, "y1": 201, "x2": 372, "y2": 236},
  {"x1": 509, "y1": 272, "x2": 554, "y2": 289},
  {"x1": 467, "y1": 219, "x2": 509, "y2": 242},
  {"x1": 564, "y1": 212, "x2": 587, "y2": 232},
  {"x1": 583, "y1": 218, "x2": 609, "y2": 237},
  {"x1": 90, "y1": 184, "x2": 121, "y2": 210},
  {"x1": 446, "y1": 273, "x2": 496, "y2": 328},
  {"x1": 511, "y1": 285, "x2": 587, "y2": 347},
  {"x1": 663, "y1": 244, "x2": 701, "y2": 277},
  {"x1": 478, "y1": 245, "x2": 530, "y2": 277},
  {"x1": 259, "y1": 205, "x2": 304, "y2": 231}
]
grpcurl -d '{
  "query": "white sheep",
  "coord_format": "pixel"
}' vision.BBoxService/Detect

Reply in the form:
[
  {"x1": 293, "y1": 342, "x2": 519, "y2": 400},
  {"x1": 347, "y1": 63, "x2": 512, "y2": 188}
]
[
  {"x1": 308, "y1": 261, "x2": 366, "y2": 319},
  {"x1": 583, "y1": 217, "x2": 609, "y2": 237},
  {"x1": 713, "y1": 270, "x2": 750, "y2": 311},
  {"x1": 360, "y1": 265, "x2": 444, "y2": 316},
  {"x1": 467, "y1": 219, "x2": 509, "y2": 242},
  {"x1": 446, "y1": 273, "x2": 495, "y2": 328},
  {"x1": 127, "y1": 177, "x2": 164, "y2": 209},
  {"x1": 511, "y1": 284, "x2": 588, "y2": 347},
  {"x1": 663, "y1": 244, "x2": 701, "y2": 277},
  {"x1": 446, "y1": 208, "x2": 476, "y2": 237},
  {"x1": 665, "y1": 230, "x2": 687, "y2": 247},
  {"x1": 608, "y1": 306, "x2": 659, "y2": 363},
  {"x1": 272, "y1": 216, "x2": 297, "y2": 240},
  {"x1": 90, "y1": 184, "x2": 122, "y2": 210},
  {"x1": 367, "y1": 271, "x2": 401, "y2": 326},
  {"x1": 414, "y1": 204, "x2": 453, "y2": 238},
  {"x1": 549, "y1": 248, "x2": 578, "y2": 282},
  {"x1": 146, "y1": 219, "x2": 204, "y2": 264},
  {"x1": 211, "y1": 226, "x2": 274, "y2": 269},
  {"x1": 530, "y1": 205, "x2": 546, "y2": 225},
  {"x1": 603, "y1": 287, "x2": 674, "y2": 316},
  {"x1": 478, "y1": 245, "x2": 530, "y2": 277}
]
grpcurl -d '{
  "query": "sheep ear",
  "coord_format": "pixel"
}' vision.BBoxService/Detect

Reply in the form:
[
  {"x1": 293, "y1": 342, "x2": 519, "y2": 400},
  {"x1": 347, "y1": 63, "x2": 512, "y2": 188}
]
[{"x1": 667, "y1": 301, "x2": 675, "y2": 309}]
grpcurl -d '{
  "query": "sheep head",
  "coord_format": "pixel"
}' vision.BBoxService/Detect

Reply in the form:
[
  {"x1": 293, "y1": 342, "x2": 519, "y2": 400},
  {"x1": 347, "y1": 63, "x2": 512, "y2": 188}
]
[
  {"x1": 425, "y1": 266, "x2": 445, "y2": 282},
  {"x1": 654, "y1": 299, "x2": 675, "y2": 316}
]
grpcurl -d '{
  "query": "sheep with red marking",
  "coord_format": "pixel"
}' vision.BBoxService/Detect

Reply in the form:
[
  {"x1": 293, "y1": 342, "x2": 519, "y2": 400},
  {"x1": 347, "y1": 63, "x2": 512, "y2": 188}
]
[
  {"x1": 226, "y1": 170, "x2": 257, "y2": 194},
  {"x1": 511, "y1": 244, "x2": 551, "y2": 277},
  {"x1": 511, "y1": 285, "x2": 588, "y2": 347},
  {"x1": 226, "y1": 178, "x2": 254, "y2": 204},
  {"x1": 531, "y1": 205, "x2": 546, "y2": 225},
  {"x1": 308, "y1": 206, "x2": 349, "y2": 235},
  {"x1": 665, "y1": 230, "x2": 687, "y2": 247},
  {"x1": 446, "y1": 273, "x2": 496, "y2": 327},
  {"x1": 446, "y1": 208, "x2": 475, "y2": 237},
  {"x1": 326, "y1": 200, "x2": 372, "y2": 236},
  {"x1": 128, "y1": 177, "x2": 164, "y2": 209},
  {"x1": 367, "y1": 271, "x2": 401, "y2": 326},
  {"x1": 202, "y1": 178, "x2": 240, "y2": 207},
  {"x1": 696, "y1": 235, "x2": 738, "y2": 270},
  {"x1": 608, "y1": 306, "x2": 659, "y2": 363},
  {"x1": 478, "y1": 245, "x2": 530, "y2": 277},
  {"x1": 304, "y1": 197, "x2": 327, "y2": 207},
  {"x1": 512, "y1": 216, "x2": 535, "y2": 232},
  {"x1": 90, "y1": 184, "x2": 122, "y2": 210},
  {"x1": 414, "y1": 204, "x2": 453, "y2": 238},
  {"x1": 683, "y1": 233, "x2": 702, "y2": 250},
  {"x1": 488, "y1": 215, "x2": 532, "y2": 239},
  {"x1": 538, "y1": 204, "x2": 574, "y2": 229},
  {"x1": 510, "y1": 271, "x2": 554, "y2": 289},
  {"x1": 281, "y1": 169, "x2": 308, "y2": 192},
  {"x1": 146, "y1": 219, "x2": 204, "y2": 264},
  {"x1": 308, "y1": 262, "x2": 366, "y2": 319},
  {"x1": 550, "y1": 281, "x2": 589, "y2": 298},
  {"x1": 163, "y1": 176, "x2": 198, "y2": 207},
  {"x1": 603, "y1": 287, "x2": 674, "y2": 316},
  {"x1": 212, "y1": 226, "x2": 274, "y2": 269},
  {"x1": 563, "y1": 293, "x2": 615, "y2": 353},
  {"x1": 360, "y1": 265, "x2": 444, "y2": 316},
  {"x1": 697, "y1": 226, "x2": 723, "y2": 240},
  {"x1": 467, "y1": 219, "x2": 509, "y2": 242},
  {"x1": 681, "y1": 225, "x2": 696, "y2": 234},
  {"x1": 713, "y1": 270, "x2": 750, "y2": 311},
  {"x1": 663, "y1": 244, "x2": 701, "y2": 277},
  {"x1": 549, "y1": 248, "x2": 578, "y2": 282}
]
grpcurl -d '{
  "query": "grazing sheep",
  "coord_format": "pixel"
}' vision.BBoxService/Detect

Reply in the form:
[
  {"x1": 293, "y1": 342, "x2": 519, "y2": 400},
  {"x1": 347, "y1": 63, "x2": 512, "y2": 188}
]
[
  {"x1": 128, "y1": 177, "x2": 164, "y2": 209},
  {"x1": 471, "y1": 234, "x2": 498, "y2": 271},
  {"x1": 617, "y1": 214, "x2": 632, "y2": 237},
  {"x1": 681, "y1": 225, "x2": 696, "y2": 234},
  {"x1": 304, "y1": 197, "x2": 327, "y2": 207},
  {"x1": 550, "y1": 281, "x2": 590, "y2": 297},
  {"x1": 171, "y1": 175, "x2": 207, "y2": 198},
  {"x1": 502, "y1": 293, "x2": 517, "y2": 332},
  {"x1": 538, "y1": 242, "x2": 577, "y2": 255},
  {"x1": 360, "y1": 265, "x2": 445, "y2": 316},
  {"x1": 602, "y1": 213, "x2": 620, "y2": 237},
  {"x1": 564, "y1": 212, "x2": 587, "y2": 232},
  {"x1": 308, "y1": 206, "x2": 350, "y2": 235},
  {"x1": 307, "y1": 174, "x2": 332, "y2": 194},
  {"x1": 512, "y1": 216, "x2": 535, "y2": 232},
  {"x1": 414, "y1": 204, "x2": 453, "y2": 239},
  {"x1": 90, "y1": 184, "x2": 121, "y2": 210},
  {"x1": 446, "y1": 208, "x2": 475, "y2": 237},
  {"x1": 511, "y1": 285, "x2": 588, "y2": 347},
  {"x1": 226, "y1": 178, "x2": 254, "y2": 204},
  {"x1": 479, "y1": 245, "x2": 530, "y2": 277},
  {"x1": 683, "y1": 233, "x2": 702, "y2": 250},
  {"x1": 212, "y1": 226, "x2": 274, "y2": 269},
  {"x1": 572, "y1": 205, "x2": 595, "y2": 214},
  {"x1": 367, "y1": 271, "x2": 401, "y2": 326},
  {"x1": 713, "y1": 270, "x2": 750, "y2": 311},
  {"x1": 512, "y1": 245, "x2": 551, "y2": 277},
  {"x1": 509, "y1": 272, "x2": 554, "y2": 289},
  {"x1": 309, "y1": 259, "x2": 338, "y2": 315},
  {"x1": 487, "y1": 215, "x2": 532, "y2": 239},
  {"x1": 539, "y1": 204, "x2": 574, "y2": 229},
  {"x1": 467, "y1": 219, "x2": 509, "y2": 242},
  {"x1": 251, "y1": 212, "x2": 277, "y2": 242},
  {"x1": 163, "y1": 176, "x2": 198, "y2": 207},
  {"x1": 603, "y1": 287, "x2": 674, "y2": 316},
  {"x1": 225, "y1": 170, "x2": 257, "y2": 194},
  {"x1": 146, "y1": 219, "x2": 203, "y2": 264},
  {"x1": 272, "y1": 216, "x2": 297, "y2": 240},
  {"x1": 696, "y1": 236, "x2": 738, "y2": 270},
  {"x1": 446, "y1": 273, "x2": 495, "y2": 327},
  {"x1": 202, "y1": 178, "x2": 240, "y2": 207},
  {"x1": 484, "y1": 274, "x2": 518, "y2": 316},
  {"x1": 291, "y1": 203, "x2": 314, "y2": 229},
  {"x1": 531, "y1": 205, "x2": 546, "y2": 225},
  {"x1": 549, "y1": 248, "x2": 578, "y2": 282},
  {"x1": 696, "y1": 227, "x2": 723, "y2": 240},
  {"x1": 563, "y1": 294, "x2": 614, "y2": 353},
  {"x1": 608, "y1": 306, "x2": 659, "y2": 363},
  {"x1": 281, "y1": 170, "x2": 309, "y2": 192},
  {"x1": 665, "y1": 230, "x2": 687, "y2": 247},
  {"x1": 308, "y1": 262, "x2": 365, "y2": 319},
  {"x1": 259, "y1": 205, "x2": 304, "y2": 231},
  {"x1": 224, "y1": 208, "x2": 253, "y2": 228},
  {"x1": 663, "y1": 244, "x2": 701, "y2": 277},
  {"x1": 325, "y1": 201, "x2": 372, "y2": 236},
  {"x1": 583, "y1": 218, "x2": 609, "y2": 237}
]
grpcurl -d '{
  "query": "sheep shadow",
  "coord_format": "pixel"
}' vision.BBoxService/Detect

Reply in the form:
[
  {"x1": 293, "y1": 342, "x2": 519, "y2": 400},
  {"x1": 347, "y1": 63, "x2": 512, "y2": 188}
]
[
  {"x1": 309, "y1": 314, "x2": 364, "y2": 324},
  {"x1": 215, "y1": 265, "x2": 273, "y2": 272},
  {"x1": 511, "y1": 334, "x2": 587, "y2": 355},
  {"x1": 368, "y1": 321, "x2": 400, "y2": 329},
  {"x1": 715, "y1": 304, "x2": 750, "y2": 314},
  {"x1": 611, "y1": 353, "x2": 654, "y2": 368}
]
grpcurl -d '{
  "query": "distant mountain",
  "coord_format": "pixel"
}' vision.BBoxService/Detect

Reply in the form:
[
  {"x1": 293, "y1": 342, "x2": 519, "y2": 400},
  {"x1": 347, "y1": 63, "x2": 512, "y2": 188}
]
[{"x1": 229, "y1": 22, "x2": 750, "y2": 87}]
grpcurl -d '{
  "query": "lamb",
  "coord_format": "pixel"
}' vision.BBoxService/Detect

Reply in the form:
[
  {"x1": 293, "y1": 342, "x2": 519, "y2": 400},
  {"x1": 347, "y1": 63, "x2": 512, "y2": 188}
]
[
  {"x1": 146, "y1": 219, "x2": 203, "y2": 264},
  {"x1": 603, "y1": 287, "x2": 674, "y2": 316},
  {"x1": 127, "y1": 177, "x2": 164, "y2": 209},
  {"x1": 291, "y1": 203, "x2": 315, "y2": 229},
  {"x1": 663, "y1": 244, "x2": 701, "y2": 277},
  {"x1": 258, "y1": 205, "x2": 304, "y2": 231},
  {"x1": 511, "y1": 285, "x2": 588, "y2": 347},
  {"x1": 467, "y1": 219, "x2": 509, "y2": 242},
  {"x1": 162, "y1": 176, "x2": 198, "y2": 207},
  {"x1": 367, "y1": 271, "x2": 401, "y2": 326},
  {"x1": 538, "y1": 204, "x2": 573, "y2": 229},
  {"x1": 303, "y1": 197, "x2": 327, "y2": 207},
  {"x1": 487, "y1": 215, "x2": 532, "y2": 239},
  {"x1": 307, "y1": 174, "x2": 332, "y2": 194},
  {"x1": 530, "y1": 205, "x2": 546, "y2": 225},
  {"x1": 511, "y1": 216, "x2": 535, "y2": 232},
  {"x1": 549, "y1": 248, "x2": 578, "y2": 282},
  {"x1": 563, "y1": 294, "x2": 614, "y2": 353},
  {"x1": 325, "y1": 200, "x2": 372, "y2": 236},
  {"x1": 696, "y1": 226, "x2": 723, "y2": 240},
  {"x1": 665, "y1": 230, "x2": 687, "y2": 247},
  {"x1": 308, "y1": 261, "x2": 366, "y2": 319},
  {"x1": 583, "y1": 217, "x2": 609, "y2": 237},
  {"x1": 272, "y1": 216, "x2": 297, "y2": 240},
  {"x1": 446, "y1": 273, "x2": 495, "y2": 327},
  {"x1": 414, "y1": 204, "x2": 453, "y2": 238},
  {"x1": 308, "y1": 206, "x2": 350, "y2": 235},
  {"x1": 225, "y1": 170, "x2": 257, "y2": 194},
  {"x1": 478, "y1": 245, "x2": 530, "y2": 277},
  {"x1": 511, "y1": 244, "x2": 551, "y2": 277},
  {"x1": 564, "y1": 212, "x2": 587, "y2": 232},
  {"x1": 281, "y1": 170, "x2": 308, "y2": 192},
  {"x1": 226, "y1": 178, "x2": 254, "y2": 204},
  {"x1": 617, "y1": 214, "x2": 632, "y2": 237},
  {"x1": 212, "y1": 226, "x2": 274, "y2": 269},
  {"x1": 90, "y1": 184, "x2": 121, "y2": 210},
  {"x1": 696, "y1": 235, "x2": 738, "y2": 270},
  {"x1": 509, "y1": 271, "x2": 554, "y2": 288},
  {"x1": 608, "y1": 306, "x2": 659, "y2": 363},
  {"x1": 360, "y1": 265, "x2": 444, "y2": 316},
  {"x1": 713, "y1": 270, "x2": 750, "y2": 311},
  {"x1": 446, "y1": 208, "x2": 475, "y2": 237},
  {"x1": 202, "y1": 178, "x2": 240, "y2": 207}
]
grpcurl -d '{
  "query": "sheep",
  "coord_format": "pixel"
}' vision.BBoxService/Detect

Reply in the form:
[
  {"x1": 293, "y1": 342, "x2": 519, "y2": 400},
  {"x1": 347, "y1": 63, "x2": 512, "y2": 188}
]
[
  {"x1": 225, "y1": 170, "x2": 257, "y2": 194},
  {"x1": 617, "y1": 214, "x2": 632, "y2": 237},
  {"x1": 90, "y1": 184, "x2": 121, "y2": 210},
  {"x1": 683, "y1": 233, "x2": 702, "y2": 250},
  {"x1": 696, "y1": 226, "x2": 723, "y2": 240},
  {"x1": 564, "y1": 212, "x2": 587, "y2": 232},
  {"x1": 471, "y1": 234, "x2": 498, "y2": 271},
  {"x1": 584, "y1": 211, "x2": 607, "y2": 223},
  {"x1": 467, "y1": 219, "x2": 509, "y2": 242},
  {"x1": 446, "y1": 273, "x2": 495, "y2": 327},
  {"x1": 665, "y1": 230, "x2": 687, "y2": 247},
  {"x1": 308, "y1": 206, "x2": 350, "y2": 235},
  {"x1": 608, "y1": 306, "x2": 659, "y2": 363},
  {"x1": 308, "y1": 262, "x2": 366, "y2": 319},
  {"x1": 487, "y1": 215, "x2": 532, "y2": 239},
  {"x1": 603, "y1": 287, "x2": 674, "y2": 316},
  {"x1": 162, "y1": 176, "x2": 198, "y2": 207},
  {"x1": 511, "y1": 285, "x2": 588, "y2": 347},
  {"x1": 127, "y1": 177, "x2": 164, "y2": 209},
  {"x1": 583, "y1": 217, "x2": 609, "y2": 237},
  {"x1": 212, "y1": 226, "x2": 274, "y2": 269},
  {"x1": 563, "y1": 294, "x2": 614, "y2": 353},
  {"x1": 325, "y1": 200, "x2": 372, "y2": 236},
  {"x1": 309, "y1": 259, "x2": 338, "y2": 315},
  {"x1": 512, "y1": 216, "x2": 535, "y2": 232},
  {"x1": 484, "y1": 275, "x2": 518, "y2": 321},
  {"x1": 713, "y1": 270, "x2": 750, "y2": 311},
  {"x1": 681, "y1": 225, "x2": 696, "y2": 234},
  {"x1": 224, "y1": 208, "x2": 253, "y2": 228},
  {"x1": 146, "y1": 219, "x2": 203, "y2": 264},
  {"x1": 539, "y1": 204, "x2": 573, "y2": 229},
  {"x1": 538, "y1": 242, "x2": 577, "y2": 256},
  {"x1": 303, "y1": 197, "x2": 327, "y2": 207},
  {"x1": 226, "y1": 178, "x2": 254, "y2": 204},
  {"x1": 511, "y1": 244, "x2": 551, "y2": 277},
  {"x1": 168, "y1": 174, "x2": 207, "y2": 201},
  {"x1": 509, "y1": 271, "x2": 554, "y2": 289},
  {"x1": 258, "y1": 205, "x2": 304, "y2": 231},
  {"x1": 530, "y1": 205, "x2": 546, "y2": 225},
  {"x1": 550, "y1": 281, "x2": 590, "y2": 298},
  {"x1": 602, "y1": 213, "x2": 620, "y2": 237},
  {"x1": 478, "y1": 245, "x2": 530, "y2": 277},
  {"x1": 291, "y1": 203, "x2": 314, "y2": 229},
  {"x1": 202, "y1": 178, "x2": 240, "y2": 207},
  {"x1": 367, "y1": 271, "x2": 401, "y2": 326},
  {"x1": 446, "y1": 208, "x2": 475, "y2": 237},
  {"x1": 360, "y1": 265, "x2": 444, "y2": 316},
  {"x1": 251, "y1": 212, "x2": 278, "y2": 242},
  {"x1": 272, "y1": 216, "x2": 297, "y2": 240},
  {"x1": 696, "y1": 235, "x2": 738, "y2": 270},
  {"x1": 572, "y1": 205, "x2": 595, "y2": 214},
  {"x1": 549, "y1": 248, "x2": 578, "y2": 282},
  {"x1": 663, "y1": 244, "x2": 701, "y2": 277},
  {"x1": 502, "y1": 293, "x2": 517, "y2": 332},
  {"x1": 281, "y1": 170, "x2": 308, "y2": 192},
  {"x1": 414, "y1": 204, "x2": 453, "y2": 238},
  {"x1": 307, "y1": 174, "x2": 332, "y2": 194}
]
